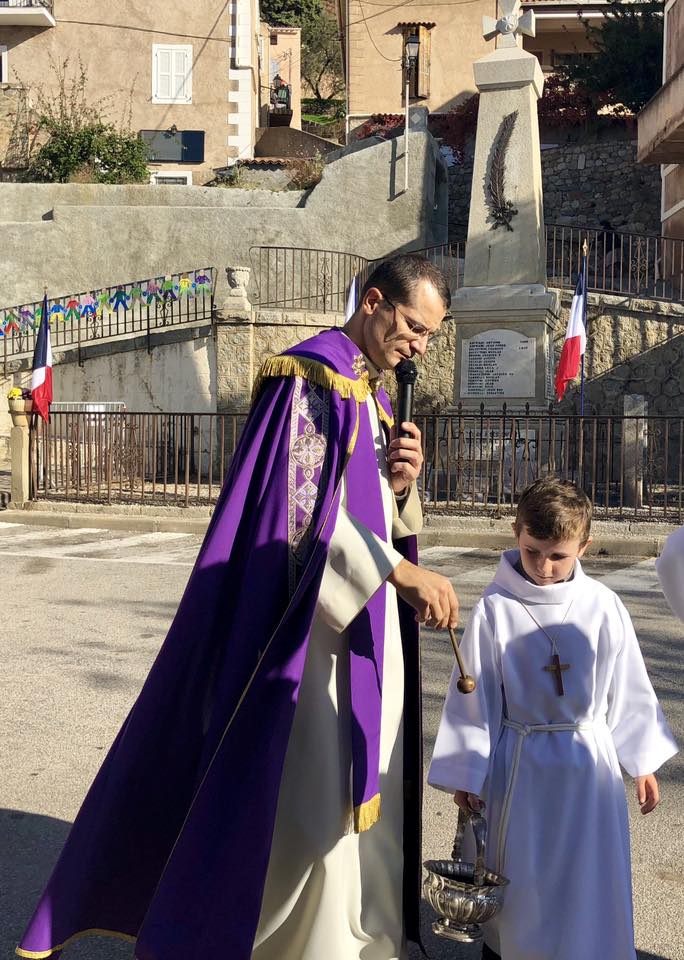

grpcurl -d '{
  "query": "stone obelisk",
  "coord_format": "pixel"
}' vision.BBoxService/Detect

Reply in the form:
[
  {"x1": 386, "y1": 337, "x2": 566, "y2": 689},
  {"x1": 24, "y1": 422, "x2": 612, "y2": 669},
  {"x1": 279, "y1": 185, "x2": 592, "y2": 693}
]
[{"x1": 452, "y1": 0, "x2": 558, "y2": 407}]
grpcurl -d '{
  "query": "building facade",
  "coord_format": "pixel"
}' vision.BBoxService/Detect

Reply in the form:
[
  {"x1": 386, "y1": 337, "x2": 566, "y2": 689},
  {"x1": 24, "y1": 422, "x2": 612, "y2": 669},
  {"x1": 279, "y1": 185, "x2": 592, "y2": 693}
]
[
  {"x1": 337, "y1": 0, "x2": 610, "y2": 138},
  {"x1": 0, "y1": 0, "x2": 302, "y2": 184},
  {"x1": 638, "y1": 0, "x2": 684, "y2": 239}
]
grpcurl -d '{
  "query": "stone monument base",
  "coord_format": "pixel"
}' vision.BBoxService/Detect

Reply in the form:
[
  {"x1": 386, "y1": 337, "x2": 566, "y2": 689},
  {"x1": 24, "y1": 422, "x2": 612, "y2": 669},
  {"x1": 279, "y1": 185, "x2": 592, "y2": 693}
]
[{"x1": 450, "y1": 285, "x2": 560, "y2": 408}]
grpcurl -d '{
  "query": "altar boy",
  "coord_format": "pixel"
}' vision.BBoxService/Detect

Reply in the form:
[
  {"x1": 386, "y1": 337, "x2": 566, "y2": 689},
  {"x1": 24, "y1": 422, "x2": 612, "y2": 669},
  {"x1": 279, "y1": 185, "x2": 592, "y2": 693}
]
[{"x1": 429, "y1": 477, "x2": 677, "y2": 960}]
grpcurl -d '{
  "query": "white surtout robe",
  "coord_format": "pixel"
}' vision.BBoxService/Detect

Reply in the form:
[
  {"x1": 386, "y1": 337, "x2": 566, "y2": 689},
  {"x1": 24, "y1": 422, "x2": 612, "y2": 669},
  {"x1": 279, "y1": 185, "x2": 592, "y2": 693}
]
[
  {"x1": 252, "y1": 392, "x2": 421, "y2": 960},
  {"x1": 656, "y1": 525, "x2": 684, "y2": 622},
  {"x1": 429, "y1": 551, "x2": 678, "y2": 960}
]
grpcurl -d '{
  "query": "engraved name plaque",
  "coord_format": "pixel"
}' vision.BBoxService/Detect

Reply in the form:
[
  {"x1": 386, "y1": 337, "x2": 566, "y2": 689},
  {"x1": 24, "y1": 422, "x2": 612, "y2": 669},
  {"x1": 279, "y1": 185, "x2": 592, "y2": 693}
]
[{"x1": 461, "y1": 328, "x2": 536, "y2": 398}]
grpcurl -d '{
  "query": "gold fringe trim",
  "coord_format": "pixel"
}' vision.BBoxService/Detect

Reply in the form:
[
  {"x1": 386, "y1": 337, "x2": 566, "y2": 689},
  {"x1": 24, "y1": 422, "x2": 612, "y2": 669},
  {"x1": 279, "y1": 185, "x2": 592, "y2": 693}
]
[
  {"x1": 375, "y1": 398, "x2": 394, "y2": 430},
  {"x1": 354, "y1": 792, "x2": 382, "y2": 833},
  {"x1": 16, "y1": 929, "x2": 136, "y2": 959},
  {"x1": 347, "y1": 401, "x2": 361, "y2": 458},
  {"x1": 253, "y1": 355, "x2": 373, "y2": 404}
]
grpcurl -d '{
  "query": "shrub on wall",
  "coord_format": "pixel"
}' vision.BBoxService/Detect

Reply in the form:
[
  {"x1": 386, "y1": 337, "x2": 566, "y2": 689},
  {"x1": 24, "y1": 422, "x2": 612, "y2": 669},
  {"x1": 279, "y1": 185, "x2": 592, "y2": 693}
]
[
  {"x1": 17, "y1": 57, "x2": 149, "y2": 184},
  {"x1": 25, "y1": 122, "x2": 149, "y2": 184}
]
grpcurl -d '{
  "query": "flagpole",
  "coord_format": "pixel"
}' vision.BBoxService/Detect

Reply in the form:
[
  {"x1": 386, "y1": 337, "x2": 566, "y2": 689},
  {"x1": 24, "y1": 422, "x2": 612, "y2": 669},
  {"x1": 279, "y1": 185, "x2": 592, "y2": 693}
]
[{"x1": 579, "y1": 238, "x2": 588, "y2": 417}]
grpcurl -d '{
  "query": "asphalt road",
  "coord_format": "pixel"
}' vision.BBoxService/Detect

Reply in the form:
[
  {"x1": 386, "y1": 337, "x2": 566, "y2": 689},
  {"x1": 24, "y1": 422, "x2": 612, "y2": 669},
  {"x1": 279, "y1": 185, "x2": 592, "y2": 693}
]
[{"x1": 1, "y1": 524, "x2": 682, "y2": 960}]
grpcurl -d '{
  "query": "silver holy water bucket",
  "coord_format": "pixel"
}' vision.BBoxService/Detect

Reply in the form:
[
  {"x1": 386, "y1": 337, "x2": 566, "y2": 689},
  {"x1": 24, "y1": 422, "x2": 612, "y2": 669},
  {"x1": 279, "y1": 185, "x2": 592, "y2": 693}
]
[{"x1": 423, "y1": 808, "x2": 509, "y2": 944}]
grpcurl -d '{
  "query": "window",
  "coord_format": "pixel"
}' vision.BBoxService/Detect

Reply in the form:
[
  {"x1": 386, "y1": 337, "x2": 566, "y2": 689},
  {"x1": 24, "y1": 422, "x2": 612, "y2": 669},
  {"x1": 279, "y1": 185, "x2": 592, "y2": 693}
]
[
  {"x1": 0, "y1": 45, "x2": 7, "y2": 84},
  {"x1": 151, "y1": 172, "x2": 193, "y2": 186},
  {"x1": 402, "y1": 24, "x2": 432, "y2": 100},
  {"x1": 270, "y1": 32, "x2": 278, "y2": 45},
  {"x1": 152, "y1": 44, "x2": 192, "y2": 104},
  {"x1": 140, "y1": 129, "x2": 205, "y2": 163}
]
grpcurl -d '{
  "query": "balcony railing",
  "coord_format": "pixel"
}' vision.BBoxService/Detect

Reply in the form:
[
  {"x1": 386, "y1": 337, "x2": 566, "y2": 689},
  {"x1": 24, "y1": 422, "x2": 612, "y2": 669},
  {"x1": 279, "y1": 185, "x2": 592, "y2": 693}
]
[
  {"x1": 30, "y1": 406, "x2": 684, "y2": 521},
  {"x1": 0, "y1": 0, "x2": 55, "y2": 24},
  {"x1": 0, "y1": 1, "x2": 53, "y2": 8}
]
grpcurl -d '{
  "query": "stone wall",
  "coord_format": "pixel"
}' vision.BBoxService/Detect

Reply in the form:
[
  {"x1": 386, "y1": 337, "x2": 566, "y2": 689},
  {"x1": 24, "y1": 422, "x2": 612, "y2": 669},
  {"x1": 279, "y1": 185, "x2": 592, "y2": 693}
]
[
  {"x1": 3, "y1": 288, "x2": 683, "y2": 460},
  {"x1": 0, "y1": 130, "x2": 448, "y2": 309},
  {"x1": 553, "y1": 292, "x2": 684, "y2": 416},
  {"x1": 448, "y1": 139, "x2": 662, "y2": 240}
]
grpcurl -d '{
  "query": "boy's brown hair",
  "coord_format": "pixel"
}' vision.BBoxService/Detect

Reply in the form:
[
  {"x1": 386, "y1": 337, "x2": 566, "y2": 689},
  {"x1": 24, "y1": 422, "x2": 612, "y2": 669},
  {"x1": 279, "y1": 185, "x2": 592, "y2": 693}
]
[{"x1": 514, "y1": 477, "x2": 592, "y2": 543}]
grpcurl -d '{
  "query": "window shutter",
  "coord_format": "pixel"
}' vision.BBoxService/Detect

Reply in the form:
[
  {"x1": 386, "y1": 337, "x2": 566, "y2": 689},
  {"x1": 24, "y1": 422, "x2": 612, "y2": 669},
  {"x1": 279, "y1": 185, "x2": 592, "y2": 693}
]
[
  {"x1": 173, "y1": 48, "x2": 191, "y2": 102},
  {"x1": 156, "y1": 49, "x2": 173, "y2": 101},
  {"x1": 417, "y1": 26, "x2": 431, "y2": 99}
]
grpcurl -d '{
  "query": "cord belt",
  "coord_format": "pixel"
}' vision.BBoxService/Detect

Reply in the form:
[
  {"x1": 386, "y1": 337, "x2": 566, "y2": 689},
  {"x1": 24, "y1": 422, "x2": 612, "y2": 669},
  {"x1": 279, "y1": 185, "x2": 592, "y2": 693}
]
[{"x1": 495, "y1": 718, "x2": 596, "y2": 873}]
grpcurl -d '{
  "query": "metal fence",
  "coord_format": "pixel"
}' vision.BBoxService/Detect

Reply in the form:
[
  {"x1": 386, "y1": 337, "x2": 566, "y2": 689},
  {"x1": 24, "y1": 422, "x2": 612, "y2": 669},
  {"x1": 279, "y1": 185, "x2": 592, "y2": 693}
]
[
  {"x1": 249, "y1": 247, "x2": 370, "y2": 313},
  {"x1": 1, "y1": 268, "x2": 216, "y2": 369},
  {"x1": 545, "y1": 224, "x2": 684, "y2": 303},
  {"x1": 417, "y1": 406, "x2": 684, "y2": 522},
  {"x1": 0, "y1": 1, "x2": 53, "y2": 8},
  {"x1": 31, "y1": 411, "x2": 248, "y2": 508},
  {"x1": 250, "y1": 226, "x2": 684, "y2": 313},
  {"x1": 30, "y1": 407, "x2": 684, "y2": 521}
]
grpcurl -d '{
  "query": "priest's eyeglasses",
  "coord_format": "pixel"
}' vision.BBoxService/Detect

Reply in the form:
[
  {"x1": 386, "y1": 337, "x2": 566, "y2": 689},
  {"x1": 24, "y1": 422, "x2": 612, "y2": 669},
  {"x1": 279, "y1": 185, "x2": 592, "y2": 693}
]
[{"x1": 382, "y1": 295, "x2": 443, "y2": 344}]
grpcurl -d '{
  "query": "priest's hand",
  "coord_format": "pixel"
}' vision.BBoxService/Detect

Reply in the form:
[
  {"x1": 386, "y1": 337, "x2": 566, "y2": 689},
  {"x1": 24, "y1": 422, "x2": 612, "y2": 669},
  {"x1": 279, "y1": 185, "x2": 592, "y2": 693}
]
[
  {"x1": 388, "y1": 559, "x2": 459, "y2": 629},
  {"x1": 453, "y1": 791, "x2": 485, "y2": 814},
  {"x1": 635, "y1": 774, "x2": 660, "y2": 815},
  {"x1": 388, "y1": 422, "x2": 423, "y2": 495}
]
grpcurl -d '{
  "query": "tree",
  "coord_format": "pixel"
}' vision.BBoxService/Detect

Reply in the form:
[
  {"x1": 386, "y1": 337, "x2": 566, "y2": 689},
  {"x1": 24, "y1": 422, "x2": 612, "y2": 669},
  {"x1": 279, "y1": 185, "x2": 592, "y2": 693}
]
[
  {"x1": 301, "y1": 9, "x2": 344, "y2": 101},
  {"x1": 260, "y1": 0, "x2": 320, "y2": 27},
  {"x1": 557, "y1": 0, "x2": 663, "y2": 114}
]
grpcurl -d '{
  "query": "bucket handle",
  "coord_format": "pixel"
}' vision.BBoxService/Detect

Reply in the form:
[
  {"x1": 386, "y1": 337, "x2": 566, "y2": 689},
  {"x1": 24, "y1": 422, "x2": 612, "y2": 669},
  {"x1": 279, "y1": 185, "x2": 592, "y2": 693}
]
[{"x1": 451, "y1": 807, "x2": 487, "y2": 886}]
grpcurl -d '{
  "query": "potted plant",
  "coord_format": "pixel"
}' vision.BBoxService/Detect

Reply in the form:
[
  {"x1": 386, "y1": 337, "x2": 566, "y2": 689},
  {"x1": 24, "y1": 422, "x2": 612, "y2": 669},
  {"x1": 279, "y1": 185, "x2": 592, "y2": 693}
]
[{"x1": 8, "y1": 387, "x2": 33, "y2": 427}]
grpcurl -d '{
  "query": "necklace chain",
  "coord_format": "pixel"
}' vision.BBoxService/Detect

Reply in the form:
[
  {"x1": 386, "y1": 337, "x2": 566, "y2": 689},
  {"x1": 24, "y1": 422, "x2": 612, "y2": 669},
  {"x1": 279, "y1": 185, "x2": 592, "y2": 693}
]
[{"x1": 516, "y1": 598, "x2": 575, "y2": 657}]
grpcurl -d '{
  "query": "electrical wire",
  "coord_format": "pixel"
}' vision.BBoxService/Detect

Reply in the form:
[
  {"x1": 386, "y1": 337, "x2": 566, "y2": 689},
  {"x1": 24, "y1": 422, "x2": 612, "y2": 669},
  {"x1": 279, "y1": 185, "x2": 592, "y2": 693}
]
[{"x1": 357, "y1": 0, "x2": 404, "y2": 61}]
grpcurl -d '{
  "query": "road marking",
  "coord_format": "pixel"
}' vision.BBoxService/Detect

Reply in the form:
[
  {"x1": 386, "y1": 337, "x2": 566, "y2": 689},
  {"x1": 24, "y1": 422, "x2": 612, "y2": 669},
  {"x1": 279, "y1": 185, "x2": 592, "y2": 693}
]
[
  {"x1": 0, "y1": 548, "x2": 195, "y2": 566},
  {"x1": 0, "y1": 525, "x2": 104, "y2": 542},
  {"x1": 26, "y1": 532, "x2": 195, "y2": 557}
]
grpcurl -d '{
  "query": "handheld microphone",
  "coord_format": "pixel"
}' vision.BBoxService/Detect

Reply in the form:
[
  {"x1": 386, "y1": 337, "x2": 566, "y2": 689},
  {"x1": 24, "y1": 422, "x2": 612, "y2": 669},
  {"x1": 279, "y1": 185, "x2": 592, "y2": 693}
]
[{"x1": 395, "y1": 359, "x2": 418, "y2": 439}]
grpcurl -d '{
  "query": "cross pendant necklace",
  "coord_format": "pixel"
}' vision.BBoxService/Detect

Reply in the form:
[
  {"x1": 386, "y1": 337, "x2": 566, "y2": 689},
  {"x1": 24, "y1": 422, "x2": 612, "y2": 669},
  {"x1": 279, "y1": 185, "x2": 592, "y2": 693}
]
[
  {"x1": 516, "y1": 599, "x2": 574, "y2": 696},
  {"x1": 544, "y1": 653, "x2": 571, "y2": 696}
]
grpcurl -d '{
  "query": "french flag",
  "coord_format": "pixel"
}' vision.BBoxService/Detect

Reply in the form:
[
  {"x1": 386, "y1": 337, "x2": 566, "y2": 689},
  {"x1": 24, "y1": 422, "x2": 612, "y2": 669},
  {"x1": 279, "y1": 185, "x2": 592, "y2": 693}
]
[
  {"x1": 31, "y1": 293, "x2": 53, "y2": 423},
  {"x1": 555, "y1": 254, "x2": 587, "y2": 402}
]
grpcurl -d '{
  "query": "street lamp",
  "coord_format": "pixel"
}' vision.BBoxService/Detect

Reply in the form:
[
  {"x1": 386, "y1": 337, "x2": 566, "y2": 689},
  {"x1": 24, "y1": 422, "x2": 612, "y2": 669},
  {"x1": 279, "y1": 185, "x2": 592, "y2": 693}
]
[{"x1": 404, "y1": 32, "x2": 420, "y2": 193}]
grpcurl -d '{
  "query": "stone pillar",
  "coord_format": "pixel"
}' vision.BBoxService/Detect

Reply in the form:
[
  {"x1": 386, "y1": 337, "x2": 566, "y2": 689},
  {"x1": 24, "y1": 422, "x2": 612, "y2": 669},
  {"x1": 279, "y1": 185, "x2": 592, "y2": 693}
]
[
  {"x1": 464, "y1": 46, "x2": 546, "y2": 288},
  {"x1": 10, "y1": 419, "x2": 31, "y2": 507},
  {"x1": 449, "y1": 4, "x2": 557, "y2": 411},
  {"x1": 623, "y1": 394, "x2": 647, "y2": 509},
  {"x1": 215, "y1": 266, "x2": 255, "y2": 411}
]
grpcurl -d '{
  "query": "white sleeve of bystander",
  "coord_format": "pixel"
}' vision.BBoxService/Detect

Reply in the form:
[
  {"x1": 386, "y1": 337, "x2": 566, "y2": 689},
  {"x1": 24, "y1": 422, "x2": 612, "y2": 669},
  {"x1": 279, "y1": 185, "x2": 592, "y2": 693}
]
[{"x1": 656, "y1": 525, "x2": 684, "y2": 622}]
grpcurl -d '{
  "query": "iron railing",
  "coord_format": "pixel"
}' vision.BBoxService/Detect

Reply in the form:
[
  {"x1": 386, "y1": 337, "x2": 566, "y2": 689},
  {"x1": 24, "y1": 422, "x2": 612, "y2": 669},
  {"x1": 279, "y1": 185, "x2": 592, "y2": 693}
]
[
  {"x1": 545, "y1": 224, "x2": 684, "y2": 302},
  {"x1": 31, "y1": 411, "x2": 248, "y2": 508},
  {"x1": 249, "y1": 247, "x2": 370, "y2": 313},
  {"x1": 1, "y1": 269, "x2": 216, "y2": 369},
  {"x1": 30, "y1": 406, "x2": 684, "y2": 521},
  {"x1": 0, "y1": 1, "x2": 53, "y2": 9},
  {"x1": 250, "y1": 226, "x2": 684, "y2": 314},
  {"x1": 416, "y1": 405, "x2": 684, "y2": 522}
]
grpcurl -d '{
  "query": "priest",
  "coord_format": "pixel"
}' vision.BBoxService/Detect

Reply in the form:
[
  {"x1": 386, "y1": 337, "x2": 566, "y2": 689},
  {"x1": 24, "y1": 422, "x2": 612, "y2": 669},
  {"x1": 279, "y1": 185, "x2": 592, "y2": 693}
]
[{"x1": 17, "y1": 254, "x2": 458, "y2": 960}]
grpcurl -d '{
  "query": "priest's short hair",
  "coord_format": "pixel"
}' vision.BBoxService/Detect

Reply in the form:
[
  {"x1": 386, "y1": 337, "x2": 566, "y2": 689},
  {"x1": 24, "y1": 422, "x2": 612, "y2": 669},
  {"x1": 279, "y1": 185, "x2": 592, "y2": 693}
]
[{"x1": 361, "y1": 254, "x2": 451, "y2": 312}]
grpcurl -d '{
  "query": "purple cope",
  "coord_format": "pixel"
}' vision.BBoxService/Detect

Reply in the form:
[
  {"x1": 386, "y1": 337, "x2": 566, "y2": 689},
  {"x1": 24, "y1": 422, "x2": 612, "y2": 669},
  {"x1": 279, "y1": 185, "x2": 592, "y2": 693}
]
[{"x1": 17, "y1": 328, "x2": 422, "y2": 960}]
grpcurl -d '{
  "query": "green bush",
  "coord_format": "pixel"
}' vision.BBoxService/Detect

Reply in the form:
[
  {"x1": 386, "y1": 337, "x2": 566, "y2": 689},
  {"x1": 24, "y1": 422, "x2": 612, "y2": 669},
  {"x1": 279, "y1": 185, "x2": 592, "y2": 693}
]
[
  {"x1": 17, "y1": 56, "x2": 149, "y2": 184},
  {"x1": 24, "y1": 121, "x2": 149, "y2": 184}
]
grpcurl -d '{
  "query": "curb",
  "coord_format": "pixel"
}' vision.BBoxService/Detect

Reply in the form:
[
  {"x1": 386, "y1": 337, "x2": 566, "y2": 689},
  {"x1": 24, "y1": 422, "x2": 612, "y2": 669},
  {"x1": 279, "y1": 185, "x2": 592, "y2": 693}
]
[
  {"x1": 419, "y1": 528, "x2": 665, "y2": 558},
  {"x1": 0, "y1": 509, "x2": 210, "y2": 536},
  {"x1": 0, "y1": 508, "x2": 668, "y2": 557}
]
